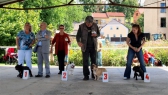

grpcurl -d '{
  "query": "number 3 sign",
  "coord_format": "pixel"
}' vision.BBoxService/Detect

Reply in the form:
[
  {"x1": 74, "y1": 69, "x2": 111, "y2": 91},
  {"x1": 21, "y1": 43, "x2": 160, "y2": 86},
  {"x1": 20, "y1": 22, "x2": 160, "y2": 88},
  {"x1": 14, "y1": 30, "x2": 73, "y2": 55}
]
[
  {"x1": 102, "y1": 72, "x2": 108, "y2": 82},
  {"x1": 61, "y1": 71, "x2": 68, "y2": 81}
]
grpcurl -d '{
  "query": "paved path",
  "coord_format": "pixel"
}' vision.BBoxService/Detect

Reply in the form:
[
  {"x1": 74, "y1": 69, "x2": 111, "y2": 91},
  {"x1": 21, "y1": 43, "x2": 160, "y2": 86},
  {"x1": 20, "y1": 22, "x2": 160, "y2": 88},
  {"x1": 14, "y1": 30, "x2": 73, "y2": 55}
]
[{"x1": 0, "y1": 66, "x2": 168, "y2": 95}]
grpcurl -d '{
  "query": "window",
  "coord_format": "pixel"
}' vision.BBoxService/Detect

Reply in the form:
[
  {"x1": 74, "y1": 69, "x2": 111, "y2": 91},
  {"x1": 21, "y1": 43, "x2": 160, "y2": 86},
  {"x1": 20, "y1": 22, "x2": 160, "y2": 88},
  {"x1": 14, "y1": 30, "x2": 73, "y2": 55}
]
[
  {"x1": 160, "y1": 3, "x2": 166, "y2": 13},
  {"x1": 161, "y1": 18, "x2": 166, "y2": 27},
  {"x1": 110, "y1": 26, "x2": 112, "y2": 30},
  {"x1": 113, "y1": 34, "x2": 116, "y2": 37},
  {"x1": 95, "y1": 20, "x2": 98, "y2": 24},
  {"x1": 116, "y1": 27, "x2": 119, "y2": 30}
]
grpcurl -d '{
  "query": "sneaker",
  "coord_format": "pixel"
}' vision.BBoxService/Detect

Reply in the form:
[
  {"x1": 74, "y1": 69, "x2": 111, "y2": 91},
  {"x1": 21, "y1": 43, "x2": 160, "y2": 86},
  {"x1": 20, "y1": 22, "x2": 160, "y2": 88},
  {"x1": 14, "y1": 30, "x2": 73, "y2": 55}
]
[
  {"x1": 83, "y1": 76, "x2": 89, "y2": 81},
  {"x1": 45, "y1": 75, "x2": 50, "y2": 78},
  {"x1": 35, "y1": 75, "x2": 43, "y2": 77},
  {"x1": 58, "y1": 71, "x2": 62, "y2": 75}
]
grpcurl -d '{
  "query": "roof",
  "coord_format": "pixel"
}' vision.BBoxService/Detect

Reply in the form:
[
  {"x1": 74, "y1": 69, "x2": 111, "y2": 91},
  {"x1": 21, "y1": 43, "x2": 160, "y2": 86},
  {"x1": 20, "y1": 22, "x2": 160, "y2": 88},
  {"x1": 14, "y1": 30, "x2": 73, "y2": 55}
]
[
  {"x1": 0, "y1": 0, "x2": 24, "y2": 6},
  {"x1": 92, "y1": 13, "x2": 108, "y2": 18},
  {"x1": 92, "y1": 12, "x2": 125, "y2": 18},
  {"x1": 106, "y1": 12, "x2": 125, "y2": 17}
]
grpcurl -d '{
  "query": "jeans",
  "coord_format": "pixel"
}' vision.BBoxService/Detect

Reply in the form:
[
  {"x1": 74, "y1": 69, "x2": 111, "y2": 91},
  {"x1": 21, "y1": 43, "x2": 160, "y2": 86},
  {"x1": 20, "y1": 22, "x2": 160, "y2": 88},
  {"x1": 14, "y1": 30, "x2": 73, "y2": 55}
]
[
  {"x1": 18, "y1": 50, "x2": 32, "y2": 69},
  {"x1": 149, "y1": 57, "x2": 155, "y2": 65},
  {"x1": 97, "y1": 51, "x2": 102, "y2": 66},
  {"x1": 124, "y1": 48, "x2": 146, "y2": 78}
]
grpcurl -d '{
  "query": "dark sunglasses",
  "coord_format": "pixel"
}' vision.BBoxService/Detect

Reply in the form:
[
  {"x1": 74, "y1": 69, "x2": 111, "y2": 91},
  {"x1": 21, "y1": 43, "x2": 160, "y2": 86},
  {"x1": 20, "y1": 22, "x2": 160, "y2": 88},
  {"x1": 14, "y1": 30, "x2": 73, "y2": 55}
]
[{"x1": 59, "y1": 28, "x2": 64, "y2": 29}]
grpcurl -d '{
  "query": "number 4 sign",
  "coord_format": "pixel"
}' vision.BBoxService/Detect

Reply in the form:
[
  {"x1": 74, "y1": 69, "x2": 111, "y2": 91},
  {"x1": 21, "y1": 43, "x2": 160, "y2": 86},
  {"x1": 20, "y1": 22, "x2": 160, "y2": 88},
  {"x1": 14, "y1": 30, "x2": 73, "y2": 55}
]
[
  {"x1": 102, "y1": 72, "x2": 109, "y2": 82},
  {"x1": 61, "y1": 71, "x2": 68, "y2": 81},
  {"x1": 22, "y1": 70, "x2": 29, "y2": 80}
]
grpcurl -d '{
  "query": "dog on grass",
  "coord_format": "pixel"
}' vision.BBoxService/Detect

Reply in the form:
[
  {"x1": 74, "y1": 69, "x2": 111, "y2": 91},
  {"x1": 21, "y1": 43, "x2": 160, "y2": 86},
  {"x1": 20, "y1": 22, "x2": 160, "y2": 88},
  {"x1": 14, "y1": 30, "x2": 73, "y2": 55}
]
[
  {"x1": 15, "y1": 64, "x2": 33, "y2": 78},
  {"x1": 133, "y1": 66, "x2": 144, "y2": 80},
  {"x1": 66, "y1": 62, "x2": 75, "y2": 75},
  {"x1": 92, "y1": 64, "x2": 107, "y2": 80}
]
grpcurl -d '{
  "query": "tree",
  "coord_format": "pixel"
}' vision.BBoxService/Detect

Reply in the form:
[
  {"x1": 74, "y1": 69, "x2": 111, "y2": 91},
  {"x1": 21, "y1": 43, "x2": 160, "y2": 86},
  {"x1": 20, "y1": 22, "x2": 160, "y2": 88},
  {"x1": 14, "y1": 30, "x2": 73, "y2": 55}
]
[
  {"x1": 22, "y1": 0, "x2": 87, "y2": 33},
  {"x1": 0, "y1": 3, "x2": 40, "y2": 46},
  {"x1": 137, "y1": 14, "x2": 144, "y2": 32},
  {"x1": 79, "y1": 0, "x2": 99, "y2": 12}
]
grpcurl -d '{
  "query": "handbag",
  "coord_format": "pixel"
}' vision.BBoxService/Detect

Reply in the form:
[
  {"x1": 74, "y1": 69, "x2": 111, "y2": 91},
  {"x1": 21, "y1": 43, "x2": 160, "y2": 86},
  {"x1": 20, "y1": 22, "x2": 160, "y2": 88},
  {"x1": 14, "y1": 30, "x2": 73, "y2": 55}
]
[{"x1": 33, "y1": 44, "x2": 38, "y2": 53}]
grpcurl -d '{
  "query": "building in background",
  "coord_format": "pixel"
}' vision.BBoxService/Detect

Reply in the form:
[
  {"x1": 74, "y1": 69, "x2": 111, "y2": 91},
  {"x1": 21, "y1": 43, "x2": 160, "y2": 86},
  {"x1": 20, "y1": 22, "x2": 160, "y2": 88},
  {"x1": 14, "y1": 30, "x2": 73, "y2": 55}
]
[
  {"x1": 144, "y1": 0, "x2": 167, "y2": 40},
  {"x1": 133, "y1": 8, "x2": 144, "y2": 23},
  {"x1": 100, "y1": 19, "x2": 128, "y2": 44}
]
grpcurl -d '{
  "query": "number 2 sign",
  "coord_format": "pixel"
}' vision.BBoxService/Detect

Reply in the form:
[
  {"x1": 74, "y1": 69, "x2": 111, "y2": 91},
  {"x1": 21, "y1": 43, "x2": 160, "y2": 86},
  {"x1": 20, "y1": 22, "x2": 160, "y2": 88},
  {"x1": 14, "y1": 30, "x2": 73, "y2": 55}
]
[
  {"x1": 102, "y1": 72, "x2": 108, "y2": 82},
  {"x1": 61, "y1": 71, "x2": 68, "y2": 81}
]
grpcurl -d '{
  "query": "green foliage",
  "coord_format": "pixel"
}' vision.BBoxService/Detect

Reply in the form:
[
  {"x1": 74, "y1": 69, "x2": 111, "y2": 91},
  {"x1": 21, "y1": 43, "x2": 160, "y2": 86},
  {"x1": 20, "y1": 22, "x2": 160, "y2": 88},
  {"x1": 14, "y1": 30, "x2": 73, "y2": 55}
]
[
  {"x1": 124, "y1": 23, "x2": 132, "y2": 32},
  {"x1": 0, "y1": 3, "x2": 40, "y2": 46},
  {"x1": 0, "y1": 0, "x2": 87, "y2": 46},
  {"x1": 79, "y1": 0, "x2": 99, "y2": 12},
  {"x1": 137, "y1": 14, "x2": 144, "y2": 32}
]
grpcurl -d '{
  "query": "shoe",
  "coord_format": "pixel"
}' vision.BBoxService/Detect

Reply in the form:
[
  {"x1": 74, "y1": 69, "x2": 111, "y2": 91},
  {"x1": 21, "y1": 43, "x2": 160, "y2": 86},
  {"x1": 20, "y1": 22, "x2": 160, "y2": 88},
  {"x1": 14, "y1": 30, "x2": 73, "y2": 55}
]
[
  {"x1": 35, "y1": 75, "x2": 43, "y2": 77},
  {"x1": 83, "y1": 76, "x2": 89, "y2": 81},
  {"x1": 123, "y1": 77, "x2": 130, "y2": 80},
  {"x1": 45, "y1": 75, "x2": 50, "y2": 78},
  {"x1": 58, "y1": 71, "x2": 62, "y2": 75}
]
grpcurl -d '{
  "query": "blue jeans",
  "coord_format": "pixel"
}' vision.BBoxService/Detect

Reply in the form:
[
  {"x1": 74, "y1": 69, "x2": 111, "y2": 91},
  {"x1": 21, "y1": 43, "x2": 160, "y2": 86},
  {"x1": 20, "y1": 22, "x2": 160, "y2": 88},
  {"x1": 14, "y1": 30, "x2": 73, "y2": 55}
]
[
  {"x1": 149, "y1": 57, "x2": 155, "y2": 65},
  {"x1": 97, "y1": 52, "x2": 102, "y2": 66},
  {"x1": 124, "y1": 48, "x2": 146, "y2": 78}
]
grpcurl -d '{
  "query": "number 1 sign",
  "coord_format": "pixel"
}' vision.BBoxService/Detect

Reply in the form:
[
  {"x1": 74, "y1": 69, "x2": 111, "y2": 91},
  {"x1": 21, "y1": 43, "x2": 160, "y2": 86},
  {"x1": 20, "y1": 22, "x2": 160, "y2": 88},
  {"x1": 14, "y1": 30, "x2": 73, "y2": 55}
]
[
  {"x1": 61, "y1": 71, "x2": 68, "y2": 81},
  {"x1": 22, "y1": 70, "x2": 29, "y2": 80},
  {"x1": 102, "y1": 72, "x2": 108, "y2": 82}
]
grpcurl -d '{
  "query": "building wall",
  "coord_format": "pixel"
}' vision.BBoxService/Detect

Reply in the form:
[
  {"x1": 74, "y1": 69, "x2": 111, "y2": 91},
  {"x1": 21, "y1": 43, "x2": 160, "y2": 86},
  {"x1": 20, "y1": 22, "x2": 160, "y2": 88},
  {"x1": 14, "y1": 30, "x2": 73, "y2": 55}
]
[
  {"x1": 100, "y1": 22, "x2": 128, "y2": 39},
  {"x1": 144, "y1": 0, "x2": 168, "y2": 39},
  {"x1": 108, "y1": 17, "x2": 125, "y2": 24}
]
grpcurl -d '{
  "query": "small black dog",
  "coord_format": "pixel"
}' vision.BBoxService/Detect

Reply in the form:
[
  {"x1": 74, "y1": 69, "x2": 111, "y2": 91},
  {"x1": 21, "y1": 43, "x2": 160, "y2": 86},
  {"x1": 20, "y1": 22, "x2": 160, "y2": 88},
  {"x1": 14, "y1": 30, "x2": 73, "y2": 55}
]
[
  {"x1": 133, "y1": 66, "x2": 144, "y2": 80},
  {"x1": 15, "y1": 64, "x2": 33, "y2": 78}
]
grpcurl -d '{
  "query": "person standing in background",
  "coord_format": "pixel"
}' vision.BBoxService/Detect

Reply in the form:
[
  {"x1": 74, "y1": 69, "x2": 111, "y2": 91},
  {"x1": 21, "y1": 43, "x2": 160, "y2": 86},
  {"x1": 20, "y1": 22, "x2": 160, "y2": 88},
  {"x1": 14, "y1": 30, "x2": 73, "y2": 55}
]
[
  {"x1": 51, "y1": 25, "x2": 71, "y2": 75},
  {"x1": 16, "y1": 22, "x2": 35, "y2": 70},
  {"x1": 97, "y1": 38, "x2": 102, "y2": 66},
  {"x1": 35, "y1": 22, "x2": 51, "y2": 78}
]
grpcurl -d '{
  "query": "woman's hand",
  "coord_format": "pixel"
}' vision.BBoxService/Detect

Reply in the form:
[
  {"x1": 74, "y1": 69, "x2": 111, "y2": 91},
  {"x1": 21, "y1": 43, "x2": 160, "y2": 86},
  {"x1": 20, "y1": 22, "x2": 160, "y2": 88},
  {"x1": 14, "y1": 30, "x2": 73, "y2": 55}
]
[
  {"x1": 136, "y1": 47, "x2": 141, "y2": 52},
  {"x1": 132, "y1": 47, "x2": 137, "y2": 52}
]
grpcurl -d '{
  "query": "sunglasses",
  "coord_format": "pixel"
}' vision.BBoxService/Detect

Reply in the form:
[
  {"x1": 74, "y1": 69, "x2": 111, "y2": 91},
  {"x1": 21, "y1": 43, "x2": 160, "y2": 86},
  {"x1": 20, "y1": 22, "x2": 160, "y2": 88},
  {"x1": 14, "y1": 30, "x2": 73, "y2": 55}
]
[{"x1": 59, "y1": 28, "x2": 64, "y2": 29}]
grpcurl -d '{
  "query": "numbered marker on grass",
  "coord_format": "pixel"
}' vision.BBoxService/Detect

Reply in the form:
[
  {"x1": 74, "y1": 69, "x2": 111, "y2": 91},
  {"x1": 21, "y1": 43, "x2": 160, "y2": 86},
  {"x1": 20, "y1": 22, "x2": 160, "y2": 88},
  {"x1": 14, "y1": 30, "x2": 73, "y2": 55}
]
[
  {"x1": 61, "y1": 71, "x2": 68, "y2": 81},
  {"x1": 102, "y1": 72, "x2": 108, "y2": 82},
  {"x1": 22, "y1": 70, "x2": 29, "y2": 80}
]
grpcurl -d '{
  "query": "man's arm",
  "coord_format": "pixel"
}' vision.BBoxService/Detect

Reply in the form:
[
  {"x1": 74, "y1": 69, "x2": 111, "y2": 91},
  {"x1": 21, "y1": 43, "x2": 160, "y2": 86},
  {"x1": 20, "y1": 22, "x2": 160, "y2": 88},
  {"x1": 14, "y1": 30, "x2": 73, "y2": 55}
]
[
  {"x1": 96, "y1": 25, "x2": 100, "y2": 37},
  {"x1": 76, "y1": 26, "x2": 83, "y2": 47},
  {"x1": 76, "y1": 26, "x2": 82, "y2": 42}
]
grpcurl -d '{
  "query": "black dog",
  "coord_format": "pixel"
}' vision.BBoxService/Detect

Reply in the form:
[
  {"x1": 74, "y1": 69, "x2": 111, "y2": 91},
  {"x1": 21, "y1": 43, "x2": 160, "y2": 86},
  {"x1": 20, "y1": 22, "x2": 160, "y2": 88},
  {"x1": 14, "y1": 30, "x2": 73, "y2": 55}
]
[
  {"x1": 133, "y1": 66, "x2": 144, "y2": 80},
  {"x1": 15, "y1": 64, "x2": 33, "y2": 78}
]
